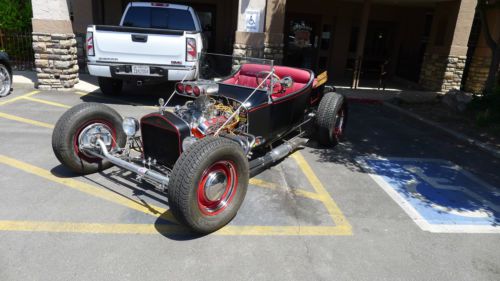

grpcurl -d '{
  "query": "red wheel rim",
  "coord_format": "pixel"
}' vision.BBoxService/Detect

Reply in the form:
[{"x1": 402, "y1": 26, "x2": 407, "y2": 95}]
[
  {"x1": 333, "y1": 107, "x2": 345, "y2": 139},
  {"x1": 197, "y1": 160, "x2": 238, "y2": 216},
  {"x1": 73, "y1": 119, "x2": 116, "y2": 163}
]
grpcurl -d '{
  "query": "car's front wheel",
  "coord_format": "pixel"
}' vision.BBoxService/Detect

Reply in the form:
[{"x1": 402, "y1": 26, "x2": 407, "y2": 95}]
[
  {"x1": 52, "y1": 103, "x2": 126, "y2": 174},
  {"x1": 0, "y1": 63, "x2": 12, "y2": 97},
  {"x1": 167, "y1": 137, "x2": 249, "y2": 234}
]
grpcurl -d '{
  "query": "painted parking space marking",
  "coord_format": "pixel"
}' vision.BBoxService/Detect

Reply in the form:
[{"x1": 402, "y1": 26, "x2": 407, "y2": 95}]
[
  {"x1": 23, "y1": 96, "x2": 71, "y2": 108},
  {"x1": 0, "y1": 155, "x2": 173, "y2": 221},
  {"x1": 0, "y1": 111, "x2": 54, "y2": 129},
  {"x1": 0, "y1": 152, "x2": 352, "y2": 236},
  {"x1": 358, "y1": 157, "x2": 500, "y2": 233},
  {"x1": 0, "y1": 90, "x2": 39, "y2": 106}
]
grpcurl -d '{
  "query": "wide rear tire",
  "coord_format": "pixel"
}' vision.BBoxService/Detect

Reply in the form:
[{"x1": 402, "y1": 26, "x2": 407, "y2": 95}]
[
  {"x1": 52, "y1": 103, "x2": 126, "y2": 174},
  {"x1": 0, "y1": 63, "x2": 12, "y2": 97},
  {"x1": 168, "y1": 137, "x2": 249, "y2": 234},
  {"x1": 316, "y1": 92, "x2": 348, "y2": 146},
  {"x1": 98, "y1": 77, "x2": 123, "y2": 96}
]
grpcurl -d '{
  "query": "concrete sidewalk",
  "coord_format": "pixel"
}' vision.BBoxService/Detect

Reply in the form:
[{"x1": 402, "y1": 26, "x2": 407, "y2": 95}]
[{"x1": 13, "y1": 71, "x2": 99, "y2": 93}]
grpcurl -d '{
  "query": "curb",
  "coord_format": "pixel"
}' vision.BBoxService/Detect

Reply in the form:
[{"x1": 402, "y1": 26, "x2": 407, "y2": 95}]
[{"x1": 383, "y1": 102, "x2": 500, "y2": 159}]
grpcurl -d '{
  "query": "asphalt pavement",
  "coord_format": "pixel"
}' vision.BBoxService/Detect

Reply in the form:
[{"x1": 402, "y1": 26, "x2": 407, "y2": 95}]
[{"x1": 0, "y1": 86, "x2": 499, "y2": 281}]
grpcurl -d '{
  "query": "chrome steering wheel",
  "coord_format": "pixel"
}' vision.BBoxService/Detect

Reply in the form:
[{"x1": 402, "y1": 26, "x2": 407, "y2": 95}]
[{"x1": 256, "y1": 71, "x2": 282, "y2": 91}]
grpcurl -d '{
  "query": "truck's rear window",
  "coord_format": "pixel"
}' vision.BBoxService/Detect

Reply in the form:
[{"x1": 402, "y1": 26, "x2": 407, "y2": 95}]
[{"x1": 122, "y1": 7, "x2": 196, "y2": 31}]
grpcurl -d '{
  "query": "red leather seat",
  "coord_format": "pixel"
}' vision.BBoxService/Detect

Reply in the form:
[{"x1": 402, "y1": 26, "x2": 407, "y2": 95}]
[{"x1": 222, "y1": 64, "x2": 312, "y2": 99}]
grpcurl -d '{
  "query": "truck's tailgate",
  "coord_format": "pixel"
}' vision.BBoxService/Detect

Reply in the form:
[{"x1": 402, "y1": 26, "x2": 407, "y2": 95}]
[{"x1": 94, "y1": 26, "x2": 187, "y2": 65}]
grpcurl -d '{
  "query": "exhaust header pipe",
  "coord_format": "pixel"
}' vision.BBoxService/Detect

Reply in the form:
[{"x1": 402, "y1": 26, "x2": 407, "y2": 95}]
[{"x1": 87, "y1": 139, "x2": 170, "y2": 187}]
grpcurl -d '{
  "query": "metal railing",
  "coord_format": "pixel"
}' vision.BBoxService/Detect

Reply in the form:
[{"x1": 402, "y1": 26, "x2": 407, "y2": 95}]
[{"x1": 0, "y1": 30, "x2": 34, "y2": 70}]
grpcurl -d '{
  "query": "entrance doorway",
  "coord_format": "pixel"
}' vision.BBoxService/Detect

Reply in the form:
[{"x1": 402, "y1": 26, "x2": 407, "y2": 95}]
[{"x1": 284, "y1": 14, "x2": 321, "y2": 71}]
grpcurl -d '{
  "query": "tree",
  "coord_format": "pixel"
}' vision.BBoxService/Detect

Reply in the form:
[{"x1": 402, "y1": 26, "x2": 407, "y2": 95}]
[
  {"x1": 477, "y1": 0, "x2": 500, "y2": 95},
  {"x1": 0, "y1": 0, "x2": 32, "y2": 31}
]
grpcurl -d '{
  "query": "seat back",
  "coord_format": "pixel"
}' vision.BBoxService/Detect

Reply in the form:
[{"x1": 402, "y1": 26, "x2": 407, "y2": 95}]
[{"x1": 222, "y1": 64, "x2": 312, "y2": 98}]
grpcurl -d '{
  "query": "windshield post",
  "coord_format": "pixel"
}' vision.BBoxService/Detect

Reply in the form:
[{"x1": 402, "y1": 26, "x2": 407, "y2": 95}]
[{"x1": 268, "y1": 60, "x2": 275, "y2": 104}]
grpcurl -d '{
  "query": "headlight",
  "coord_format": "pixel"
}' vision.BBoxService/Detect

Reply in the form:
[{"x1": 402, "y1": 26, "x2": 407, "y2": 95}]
[
  {"x1": 122, "y1": 117, "x2": 139, "y2": 137},
  {"x1": 182, "y1": 136, "x2": 197, "y2": 151}
]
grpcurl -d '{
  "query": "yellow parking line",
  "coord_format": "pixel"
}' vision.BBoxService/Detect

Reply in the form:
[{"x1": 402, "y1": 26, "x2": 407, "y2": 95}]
[
  {"x1": 0, "y1": 111, "x2": 54, "y2": 129},
  {"x1": 0, "y1": 220, "x2": 185, "y2": 235},
  {"x1": 0, "y1": 155, "x2": 176, "y2": 223},
  {"x1": 291, "y1": 152, "x2": 352, "y2": 234},
  {"x1": 0, "y1": 90, "x2": 39, "y2": 106},
  {"x1": 23, "y1": 96, "x2": 71, "y2": 109},
  {"x1": 250, "y1": 178, "x2": 324, "y2": 201},
  {"x1": 0, "y1": 220, "x2": 352, "y2": 236}
]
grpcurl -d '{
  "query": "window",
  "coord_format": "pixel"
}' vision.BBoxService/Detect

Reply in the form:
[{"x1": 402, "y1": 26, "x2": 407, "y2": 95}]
[{"x1": 122, "y1": 7, "x2": 196, "y2": 31}]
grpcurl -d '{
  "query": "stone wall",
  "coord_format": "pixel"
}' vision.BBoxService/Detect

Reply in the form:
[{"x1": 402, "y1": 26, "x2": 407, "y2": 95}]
[
  {"x1": 32, "y1": 32, "x2": 79, "y2": 90},
  {"x1": 263, "y1": 42, "x2": 284, "y2": 64},
  {"x1": 233, "y1": 43, "x2": 264, "y2": 59},
  {"x1": 419, "y1": 53, "x2": 466, "y2": 92},
  {"x1": 233, "y1": 42, "x2": 284, "y2": 65},
  {"x1": 465, "y1": 55, "x2": 491, "y2": 93}
]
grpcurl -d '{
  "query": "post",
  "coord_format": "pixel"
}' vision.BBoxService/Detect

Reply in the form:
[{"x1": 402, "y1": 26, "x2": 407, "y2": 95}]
[
  {"x1": 351, "y1": 0, "x2": 371, "y2": 89},
  {"x1": 31, "y1": 0, "x2": 79, "y2": 90},
  {"x1": 419, "y1": 0, "x2": 477, "y2": 92}
]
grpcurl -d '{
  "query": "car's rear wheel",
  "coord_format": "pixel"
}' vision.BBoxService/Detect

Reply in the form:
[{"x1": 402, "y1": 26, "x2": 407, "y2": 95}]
[
  {"x1": 98, "y1": 77, "x2": 123, "y2": 95},
  {"x1": 168, "y1": 137, "x2": 249, "y2": 234},
  {"x1": 52, "y1": 103, "x2": 126, "y2": 174},
  {"x1": 0, "y1": 63, "x2": 12, "y2": 97},
  {"x1": 316, "y1": 92, "x2": 348, "y2": 146}
]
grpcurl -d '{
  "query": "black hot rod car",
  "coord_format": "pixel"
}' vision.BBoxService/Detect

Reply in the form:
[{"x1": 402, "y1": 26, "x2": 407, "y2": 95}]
[{"x1": 52, "y1": 54, "x2": 347, "y2": 233}]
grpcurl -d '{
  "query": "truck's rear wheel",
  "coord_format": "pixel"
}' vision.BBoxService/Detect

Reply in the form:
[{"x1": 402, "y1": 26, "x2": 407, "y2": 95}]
[
  {"x1": 168, "y1": 137, "x2": 249, "y2": 234},
  {"x1": 98, "y1": 77, "x2": 123, "y2": 95},
  {"x1": 316, "y1": 92, "x2": 348, "y2": 146},
  {"x1": 52, "y1": 103, "x2": 126, "y2": 174}
]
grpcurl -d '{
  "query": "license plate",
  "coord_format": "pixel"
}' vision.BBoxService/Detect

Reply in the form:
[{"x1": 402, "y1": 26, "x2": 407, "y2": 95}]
[{"x1": 132, "y1": 65, "x2": 150, "y2": 75}]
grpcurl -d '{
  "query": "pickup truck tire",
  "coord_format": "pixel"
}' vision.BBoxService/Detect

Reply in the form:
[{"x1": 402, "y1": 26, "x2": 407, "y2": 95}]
[
  {"x1": 316, "y1": 92, "x2": 347, "y2": 146},
  {"x1": 98, "y1": 77, "x2": 123, "y2": 95},
  {"x1": 52, "y1": 103, "x2": 126, "y2": 174},
  {"x1": 168, "y1": 137, "x2": 249, "y2": 234}
]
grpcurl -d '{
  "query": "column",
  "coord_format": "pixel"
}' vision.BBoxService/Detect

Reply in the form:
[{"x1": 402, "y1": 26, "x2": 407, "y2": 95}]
[
  {"x1": 419, "y1": 0, "x2": 477, "y2": 92},
  {"x1": 32, "y1": 0, "x2": 79, "y2": 90},
  {"x1": 233, "y1": 0, "x2": 267, "y2": 59},
  {"x1": 263, "y1": 0, "x2": 286, "y2": 64},
  {"x1": 351, "y1": 0, "x2": 371, "y2": 89}
]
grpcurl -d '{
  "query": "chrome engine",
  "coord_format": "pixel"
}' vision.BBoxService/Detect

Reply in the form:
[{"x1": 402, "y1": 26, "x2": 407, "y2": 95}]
[{"x1": 174, "y1": 95, "x2": 246, "y2": 137}]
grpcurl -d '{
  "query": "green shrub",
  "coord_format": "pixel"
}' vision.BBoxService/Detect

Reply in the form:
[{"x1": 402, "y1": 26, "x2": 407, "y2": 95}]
[
  {"x1": 468, "y1": 87, "x2": 500, "y2": 127},
  {"x1": 0, "y1": 0, "x2": 32, "y2": 31}
]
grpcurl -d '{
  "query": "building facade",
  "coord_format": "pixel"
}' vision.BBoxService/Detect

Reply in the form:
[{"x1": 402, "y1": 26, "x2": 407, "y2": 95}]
[{"x1": 32, "y1": 0, "x2": 500, "y2": 93}]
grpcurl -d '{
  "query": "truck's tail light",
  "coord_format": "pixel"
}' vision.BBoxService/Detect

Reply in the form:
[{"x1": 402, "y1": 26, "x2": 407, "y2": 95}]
[
  {"x1": 186, "y1": 38, "x2": 196, "y2": 61},
  {"x1": 86, "y1": 31, "x2": 95, "y2": 56},
  {"x1": 175, "y1": 82, "x2": 185, "y2": 93}
]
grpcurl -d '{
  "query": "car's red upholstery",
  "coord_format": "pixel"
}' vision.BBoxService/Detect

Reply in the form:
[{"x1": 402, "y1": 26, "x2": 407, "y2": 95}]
[{"x1": 222, "y1": 64, "x2": 312, "y2": 98}]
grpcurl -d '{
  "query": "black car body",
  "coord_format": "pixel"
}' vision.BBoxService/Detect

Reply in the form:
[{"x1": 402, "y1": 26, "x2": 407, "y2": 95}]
[{"x1": 52, "y1": 55, "x2": 346, "y2": 233}]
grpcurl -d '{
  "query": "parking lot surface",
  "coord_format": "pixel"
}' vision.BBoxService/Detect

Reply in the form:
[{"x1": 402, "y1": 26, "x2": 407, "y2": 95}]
[{"x1": 0, "y1": 86, "x2": 499, "y2": 280}]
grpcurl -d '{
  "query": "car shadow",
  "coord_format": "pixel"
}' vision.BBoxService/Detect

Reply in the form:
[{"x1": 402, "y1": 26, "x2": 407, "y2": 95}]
[{"x1": 79, "y1": 81, "x2": 189, "y2": 108}]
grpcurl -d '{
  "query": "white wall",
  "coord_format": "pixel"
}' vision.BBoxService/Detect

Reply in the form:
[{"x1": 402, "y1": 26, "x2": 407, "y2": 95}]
[
  {"x1": 32, "y1": 0, "x2": 70, "y2": 20},
  {"x1": 237, "y1": 0, "x2": 267, "y2": 32}
]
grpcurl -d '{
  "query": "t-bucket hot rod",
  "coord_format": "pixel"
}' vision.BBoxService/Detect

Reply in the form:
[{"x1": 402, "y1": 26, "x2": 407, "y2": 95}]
[{"x1": 52, "y1": 53, "x2": 347, "y2": 234}]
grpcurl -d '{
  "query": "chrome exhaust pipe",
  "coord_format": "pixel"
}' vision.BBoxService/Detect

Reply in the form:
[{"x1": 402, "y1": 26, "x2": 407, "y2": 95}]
[
  {"x1": 249, "y1": 137, "x2": 307, "y2": 176},
  {"x1": 87, "y1": 139, "x2": 170, "y2": 186}
]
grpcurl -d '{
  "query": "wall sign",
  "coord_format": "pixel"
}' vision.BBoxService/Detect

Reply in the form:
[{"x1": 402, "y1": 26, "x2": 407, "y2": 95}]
[{"x1": 245, "y1": 10, "x2": 261, "y2": 32}]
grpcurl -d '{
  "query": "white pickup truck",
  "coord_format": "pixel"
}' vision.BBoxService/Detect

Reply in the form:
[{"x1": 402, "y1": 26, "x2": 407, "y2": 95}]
[{"x1": 86, "y1": 2, "x2": 203, "y2": 95}]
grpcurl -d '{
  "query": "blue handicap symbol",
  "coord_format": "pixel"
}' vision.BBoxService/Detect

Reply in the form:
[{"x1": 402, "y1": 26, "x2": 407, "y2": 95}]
[{"x1": 362, "y1": 158, "x2": 500, "y2": 228}]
